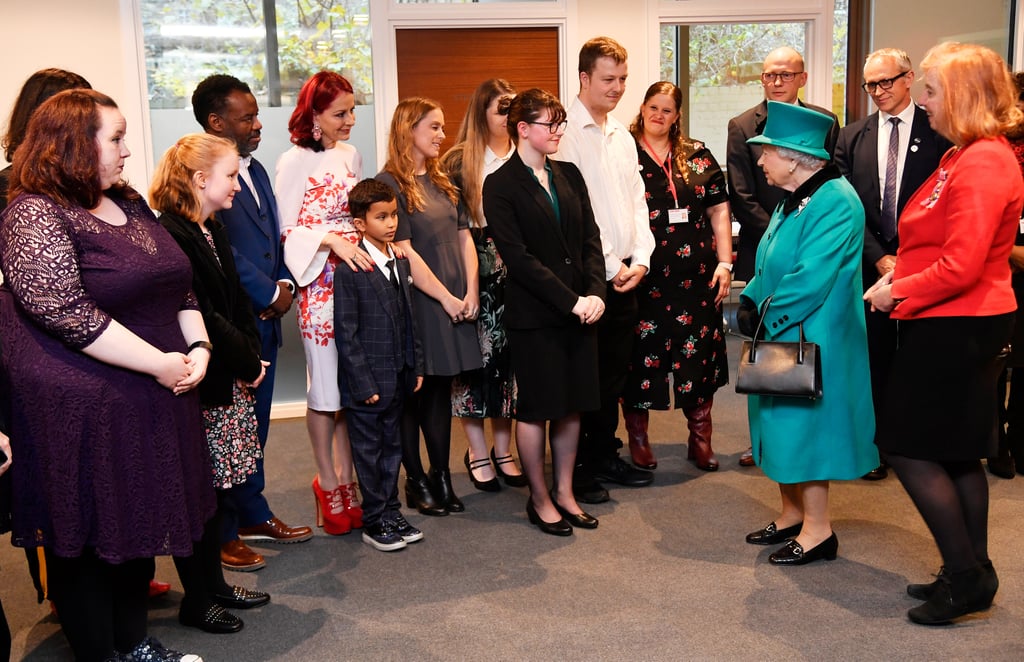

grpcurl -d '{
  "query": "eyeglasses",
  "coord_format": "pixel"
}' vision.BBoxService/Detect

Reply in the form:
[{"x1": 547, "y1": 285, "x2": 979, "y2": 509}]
[
  {"x1": 528, "y1": 120, "x2": 568, "y2": 134},
  {"x1": 761, "y1": 71, "x2": 803, "y2": 84},
  {"x1": 497, "y1": 96, "x2": 512, "y2": 116},
  {"x1": 861, "y1": 70, "x2": 910, "y2": 94}
]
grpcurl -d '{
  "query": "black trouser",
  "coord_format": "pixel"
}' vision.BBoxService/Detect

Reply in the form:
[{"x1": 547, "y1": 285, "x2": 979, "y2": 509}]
[
  {"x1": 45, "y1": 548, "x2": 153, "y2": 662},
  {"x1": 348, "y1": 377, "x2": 405, "y2": 527},
  {"x1": 577, "y1": 283, "x2": 637, "y2": 468},
  {"x1": 400, "y1": 375, "x2": 454, "y2": 478},
  {"x1": 0, "y1": 593, "x2": 10, "y2": 662}
]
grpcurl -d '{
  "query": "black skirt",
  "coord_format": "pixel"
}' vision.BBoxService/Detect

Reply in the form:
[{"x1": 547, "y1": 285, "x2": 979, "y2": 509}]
[
  {"x1": 509, "y1": 325, "x2": 599, "y2": 421},
  {"x1": 877, "y1": 313, "x2": 1013, "y2": 461}
]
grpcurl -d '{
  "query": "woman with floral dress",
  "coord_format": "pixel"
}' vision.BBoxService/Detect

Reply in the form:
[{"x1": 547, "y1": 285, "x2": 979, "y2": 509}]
[
  {"x1": 277, "y1": 71, "x2": 370, "y2": 535},
  {"x1": 621, "y1": 82, "x2": 732, "y2": 472}
]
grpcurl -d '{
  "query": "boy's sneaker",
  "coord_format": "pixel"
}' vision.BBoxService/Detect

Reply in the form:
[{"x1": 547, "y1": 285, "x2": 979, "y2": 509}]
[
  {"x1": 389, "y1": 513, "x2": 424, "y2": 543},
  {"x1": 361, "y1": 521, "x2": 407, "y2": 552}
]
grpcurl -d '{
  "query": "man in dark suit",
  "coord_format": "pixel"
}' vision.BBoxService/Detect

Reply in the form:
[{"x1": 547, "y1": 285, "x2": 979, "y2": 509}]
[
  {"x1": 726, "y1": 46, "x2": 840, "y2": 467},
  {"x1": 335, "y1": 179, "x2": 424, "y2": 552},
  {"x1": 834, "y1": 48, "x2": 952, "y2": 480},
  {"x1": 193, "y1": 75, "x2": 313, "y2": 571}
]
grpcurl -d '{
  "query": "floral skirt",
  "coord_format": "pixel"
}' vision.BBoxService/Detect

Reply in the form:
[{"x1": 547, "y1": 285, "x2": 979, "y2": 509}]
[{"x1": 202, "y1": 382, "x2": 262, "y2": 489}]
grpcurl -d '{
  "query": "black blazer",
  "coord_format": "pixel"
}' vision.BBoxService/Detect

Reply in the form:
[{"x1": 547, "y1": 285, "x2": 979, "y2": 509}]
[
  {"x1": 726, "y1": 99, "x2": 840, "y2": 281},
  {"x1": 333, "y1": 241, "x2": 423, "y2": 409},
  {"x1": 483, "y1": 152, "x2": 605, "y2": 329},
  {"x1": 160, "y1": 212, "x2": 262, "y2": 407},
  {"x1": 834, "y1": 105, "x2": 952, "y2": 268}
]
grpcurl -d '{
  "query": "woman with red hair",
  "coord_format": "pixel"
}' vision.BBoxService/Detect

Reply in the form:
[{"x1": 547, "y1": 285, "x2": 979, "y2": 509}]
[{"x1": 276, "y1": 71, "x2": 371, "y2": 536}]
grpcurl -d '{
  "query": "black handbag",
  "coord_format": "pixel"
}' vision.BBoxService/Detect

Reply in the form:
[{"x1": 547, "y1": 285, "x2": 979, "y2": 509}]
[{"x1": 735, "y1": 296, "x2": 823, "y2": 399}]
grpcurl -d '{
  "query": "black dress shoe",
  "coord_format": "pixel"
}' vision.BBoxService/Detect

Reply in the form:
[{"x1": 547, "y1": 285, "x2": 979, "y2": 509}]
[
  {"x1": 592, "y1": 455, "x2": 654, "y2": 487},
  {"x1": 430, "y1": 467, "x2": 465, "y2": 513},
  {"x1": 179, "y1": 603, "x2": 244, "y2": 634},
  {"x1": 526, "y1": 500, "x2": 572, "y2": 536},
  {"x1": 552, "y1": 497, "x2": 598, "y2": 529},
  {"x1": 861, "y1": 465, "x2": 888, "y2": 480},
  {"x1": 213, "y1": 585, "x2": 270, "y2": 610},
  {"x1": 404, "y1": 476, "x2": 447, "y2": 517},
  {"x1": 907, "y1": 565, "x2": 995, "y2": 625},
  {"x1": 745, "y1": 521, "x2": 802, "y2": 545},
  {"x1": 986, "y1": 451, "x2": 1016, "y2": 479},
  {"x1": 465, "y1": 450, "x2": 501, "y2": 492},
  {"x1": 572, "y1": 467, "x2": 610, "y2": 504},
  {"x1": 768, "y1": 533, "x2": 838, "y2": 565},
  {"x1": 491, "y1": 448, "x2": 529, "y2": 487}
]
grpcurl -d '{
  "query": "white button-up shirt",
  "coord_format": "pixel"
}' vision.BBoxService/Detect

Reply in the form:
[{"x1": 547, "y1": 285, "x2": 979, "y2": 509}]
[{"x1": 555, "y1": 97, "x2": 654, "y2": 281}]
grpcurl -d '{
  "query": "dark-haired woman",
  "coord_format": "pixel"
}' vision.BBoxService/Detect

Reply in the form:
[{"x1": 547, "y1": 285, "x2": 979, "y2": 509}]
[
  {"x1": 484, "y1": 89, "x2": 606, "y2": 536},
  {"x1": 621, "y1": 81, "x2": 732, "y2": 472},
  {"x1": 0, "y1": 89, "x2": 209, "y2": 662},
  {"x1": 276, "y1": 71, "x2": 368, "y2": 536}
]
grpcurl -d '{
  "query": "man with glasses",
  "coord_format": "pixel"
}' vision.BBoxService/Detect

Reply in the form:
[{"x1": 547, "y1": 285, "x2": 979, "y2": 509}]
[
  {"x1": 556, "y1": 36, "x2": 656, "y2": 503},
  {"x1": 726, "y1": 45, "x2": 839, "y2": 467},
  {"x1": 834, "y1": 48, "x2": 951, "y2": 480}
]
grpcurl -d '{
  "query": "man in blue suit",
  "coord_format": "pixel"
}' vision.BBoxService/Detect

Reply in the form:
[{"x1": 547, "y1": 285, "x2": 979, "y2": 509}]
[
  {"x1": 833, "y1": 48, "x2": 951, "y2": 480},
  {"x1": 193, "y1": 75, "x2": 313, "y2": 571}
]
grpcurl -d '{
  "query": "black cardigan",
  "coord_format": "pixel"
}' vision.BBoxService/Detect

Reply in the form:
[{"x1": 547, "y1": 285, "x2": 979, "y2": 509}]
[{"x1": 160, "y1": 212, "x2": 262, "y2": 407}]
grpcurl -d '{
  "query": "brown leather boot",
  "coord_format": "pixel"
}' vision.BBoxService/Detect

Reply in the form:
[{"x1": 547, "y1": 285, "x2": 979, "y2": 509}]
[
  {"x1": 623, "y1": 407, "x2": 657, "y2": 469},
  {"x1": 684, "y1": 399, "x2": 719, "y2": 471}
]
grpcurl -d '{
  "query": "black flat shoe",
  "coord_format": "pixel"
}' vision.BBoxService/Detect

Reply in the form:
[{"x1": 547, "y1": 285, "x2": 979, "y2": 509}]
[
  {"x1": 213, "y1": 585, "x2": 270, "y2": 610},
  {"x1": 179, "y1": 604, "x2": 244, "y2": 634},
  {"x1": 552, "y1": 498, "x2": 598, "y2": 529},
  {"x1": 526, "y1": 500, "x2": 572, "y2": 536},
  {"x1": 768, "y1": 533, "x2": 838, "y2": 565},
  {"x1": 404, "y1": 476, "x2": 447, "y2": 517},
  {"x1": 745, "y1": 521, "x2": 802, "y2": 545},
  {"x1": 430, "y1": 467, "x2": 465, "y2": 513},
  {"x1": 908, "y1": 565, "x2": 996, "y2": 625},
  {"x1": 491, "y1": 448, "x2": 529, "y2": 487},
  {"x1": 465, "y1": 450, "x2": 501, "y2": 492},
  {"x1": 908, "y1": 561, "x2": 997, "y2": 602},
  {"x1": 572, "y1": 465, "x2": 610, "y2": 504}
]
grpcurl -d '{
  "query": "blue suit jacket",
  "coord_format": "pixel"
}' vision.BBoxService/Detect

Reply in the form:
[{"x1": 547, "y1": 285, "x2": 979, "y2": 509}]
[
  {"x1": 214, "y1": 157, "x2": 293, "y2": 347},
  {"x1": 334, "y1": 241, "x2": 423, "y2": 410}
]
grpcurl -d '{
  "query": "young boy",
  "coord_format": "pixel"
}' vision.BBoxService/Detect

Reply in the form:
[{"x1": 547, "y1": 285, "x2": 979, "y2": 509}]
[{"x1": 334, "y1": 179, "x2": 424, "y2": 551}]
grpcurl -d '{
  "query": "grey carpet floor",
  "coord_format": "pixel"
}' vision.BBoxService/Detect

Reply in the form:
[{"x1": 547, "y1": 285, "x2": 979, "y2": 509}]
[{"x1": 4, "y1": 335, "x2": 1024, "y2": 661}]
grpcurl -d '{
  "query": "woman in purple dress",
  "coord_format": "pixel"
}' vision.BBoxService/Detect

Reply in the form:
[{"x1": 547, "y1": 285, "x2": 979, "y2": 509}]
[{"x1": 0, "y1": 89, "x2": 211, "y2": 662}]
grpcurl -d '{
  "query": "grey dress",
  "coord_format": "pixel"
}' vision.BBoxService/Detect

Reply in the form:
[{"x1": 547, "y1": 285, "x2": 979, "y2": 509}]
[{"x1": 376, "y1": 171, "x2": 482, "y2": 376}]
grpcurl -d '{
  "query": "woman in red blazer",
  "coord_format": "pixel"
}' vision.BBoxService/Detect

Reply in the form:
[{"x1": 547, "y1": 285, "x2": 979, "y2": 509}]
[{"x1": 865, "y1": 42, "x2": 1024, "y2": 625}]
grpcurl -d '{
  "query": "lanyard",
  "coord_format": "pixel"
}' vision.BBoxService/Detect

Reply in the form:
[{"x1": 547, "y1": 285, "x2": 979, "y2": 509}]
[{"x1": 642, "y1": 135, "x2": 678, "y2": 207}]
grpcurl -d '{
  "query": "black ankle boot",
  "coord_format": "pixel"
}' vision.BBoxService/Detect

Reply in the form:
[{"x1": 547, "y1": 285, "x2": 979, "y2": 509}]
[
  {"x1": 907, "y1": 560, "x2": 997, "y2": 602},
  {"x1": 907, "y1": 565, "x2": 993, "y2": 625},
  {"x1": 429, "y1": 467, "x2": 465, "y2": 513},
  {"x1": 404, "y1": 475, "x2": 447, "y2": 517}
]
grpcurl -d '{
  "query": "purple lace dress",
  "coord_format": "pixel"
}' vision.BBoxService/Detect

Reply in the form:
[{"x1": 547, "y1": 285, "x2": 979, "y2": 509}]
[{"x1": 0, "y1": 193, "x2": 215, "y2": 563}]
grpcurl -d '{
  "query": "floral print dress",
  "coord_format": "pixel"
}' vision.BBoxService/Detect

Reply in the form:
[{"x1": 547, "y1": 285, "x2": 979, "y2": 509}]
[{"x1": 622, "y1": 139, "x2": 730, "y2": 410}]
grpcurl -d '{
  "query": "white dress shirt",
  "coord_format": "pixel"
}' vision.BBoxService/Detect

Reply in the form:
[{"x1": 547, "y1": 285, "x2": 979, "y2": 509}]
[
  {"x1": 876, "y1": 102, "x2": 918, "y2": 211},
  {"x1": 555, "y1": 97, "x2": 654, "y2": 281}
]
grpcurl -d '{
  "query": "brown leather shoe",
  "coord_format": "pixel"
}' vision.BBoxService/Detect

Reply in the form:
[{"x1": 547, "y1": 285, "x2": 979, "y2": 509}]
[
  {"x1": 739, "y1": 447, "x2": 755, "y2": 467},
  {"x1": 238, "y1": 517, "x2": 313, "y2": 544},
  {"x1": 221, "y1": 540, "x2": 265, "y2": 572}
]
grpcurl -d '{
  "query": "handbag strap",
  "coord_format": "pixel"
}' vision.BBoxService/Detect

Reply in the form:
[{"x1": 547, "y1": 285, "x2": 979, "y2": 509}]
[{"x1": 749, "y1": 294, "x2": 808, "y2": 364}]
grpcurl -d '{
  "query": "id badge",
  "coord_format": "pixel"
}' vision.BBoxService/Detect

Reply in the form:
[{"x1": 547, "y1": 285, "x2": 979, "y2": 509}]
[
  {"x1": 1019, "y1": 216, "x2": 1024, "y2": 234},
  {"x1": 668, "y1": 207, "x2": 688, "y2": 224}
]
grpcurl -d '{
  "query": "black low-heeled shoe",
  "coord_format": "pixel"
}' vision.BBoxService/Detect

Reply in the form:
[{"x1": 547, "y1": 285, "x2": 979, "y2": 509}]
[
  {"x1": 179, "y1": 603, "x2": 244, "y2": 634},
  {"x1": 213, "y1": 585, "x2": 270, "y2": 610},
  {"x1": 745, "y1": 521, "x2": 802, "y2": 545},
  {"x1": 768, "y1": 532, "x2": 838, "y2": 565},
  {"x1": 492, "y1": 448, "x2": 529, "y2": 487},
  {"x1": 404, "y1": 475, "x2": 447, "y2": 517},
  {"x1": 430, "y1": 467, "x2": 465, "y2": 513},
  {"x1": 526, "y1": 500, "x2": 572, "y2": 536},
  {"x1": 552, "y1": 499, "x2": 599, "y2": 529},
  {"x1": 465, "y1": 450, "x2": 501, "y2": 492}
]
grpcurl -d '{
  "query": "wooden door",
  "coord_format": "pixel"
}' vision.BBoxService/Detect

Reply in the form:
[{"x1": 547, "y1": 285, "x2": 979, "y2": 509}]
[{"x1": 395, "y1": 27, "x2": 560, "y2": 153}]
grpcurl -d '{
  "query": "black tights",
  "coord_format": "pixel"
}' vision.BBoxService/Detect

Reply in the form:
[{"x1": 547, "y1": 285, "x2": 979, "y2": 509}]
[
  {"x1": 1, "y1": 594, "x2": 10, "y2": 662},
  {"x1": 400, "y1": 375, "x2": 454, "y2": 479},
  {"x1": 887, "y1": 453, "x2": 990, "y2": 572},
  {"x1": 173, "y1": 494, "x2": 231, "y2": 617},
  {"x1": 45, "y1": 548, "x2": 153, "y2": 662}
]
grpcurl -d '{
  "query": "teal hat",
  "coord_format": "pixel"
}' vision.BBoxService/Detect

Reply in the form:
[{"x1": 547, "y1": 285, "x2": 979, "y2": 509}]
[{"x1": 747, "y1": 101, "x2": 832, "y2": 161}]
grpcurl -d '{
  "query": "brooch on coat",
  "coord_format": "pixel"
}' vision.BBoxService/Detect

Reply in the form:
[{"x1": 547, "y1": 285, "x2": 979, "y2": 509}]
[
  {"x1": 795, "y1": 197, "x2": 811, "y2": 216},
  {"x1": 922, "y1": 168, "x2": 948, "y2": 209}
]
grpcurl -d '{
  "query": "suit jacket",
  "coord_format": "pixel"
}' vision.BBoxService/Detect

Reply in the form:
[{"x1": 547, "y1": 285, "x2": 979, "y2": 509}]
[
  {"x1": 333, "y1": 241, "x2": 423, "y2": 409},
  {"x1": 726, "y1": 99, "x2": 840, "y2": 281},
  {"x1": 160, "y1": 212, "x2": 263, "y2": 407},
  {"x1": 483, "y1": 152, "x2": 606, "y2": 330},
  {"x1": 213, "y1": 157, "x2": 293, "y2": 346},
  {"x1": 834, "y1": 105, "x2": 952, "y2": 273}
]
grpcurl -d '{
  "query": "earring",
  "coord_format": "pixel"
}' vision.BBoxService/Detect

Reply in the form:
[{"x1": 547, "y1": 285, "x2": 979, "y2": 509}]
[
  {"x1": 788, "y1": 162, "x2": 797, "y2": 174},
  {"x1": 312, "y1": 121, "x2": 322, "y2": 141}
]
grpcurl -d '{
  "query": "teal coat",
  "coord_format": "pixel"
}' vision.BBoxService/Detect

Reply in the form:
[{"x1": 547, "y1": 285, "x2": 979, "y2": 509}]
[{"x1": 741, "y1": 166, "x2": 878, "y2": 483}]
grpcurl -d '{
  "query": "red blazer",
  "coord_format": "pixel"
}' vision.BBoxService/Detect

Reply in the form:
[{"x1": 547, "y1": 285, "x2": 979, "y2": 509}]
[{"x1": 891, "y1": 136, "x2": 1024, "y2": 319}]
